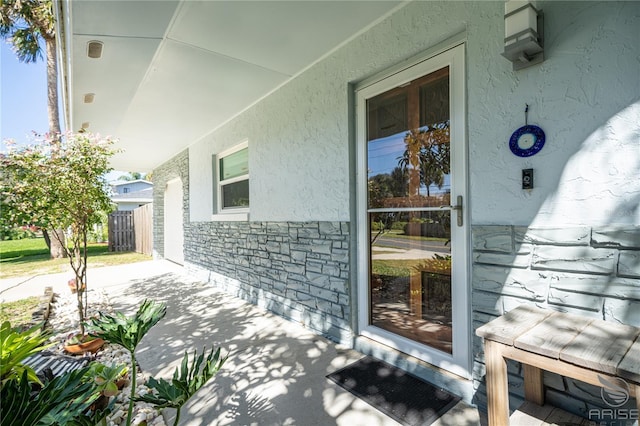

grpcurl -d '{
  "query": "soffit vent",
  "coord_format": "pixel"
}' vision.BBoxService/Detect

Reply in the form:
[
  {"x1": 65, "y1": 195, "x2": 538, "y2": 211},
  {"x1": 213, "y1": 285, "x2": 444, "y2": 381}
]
[{"x1": 87, "y1": 41, "x2": 103, "y2": 59}]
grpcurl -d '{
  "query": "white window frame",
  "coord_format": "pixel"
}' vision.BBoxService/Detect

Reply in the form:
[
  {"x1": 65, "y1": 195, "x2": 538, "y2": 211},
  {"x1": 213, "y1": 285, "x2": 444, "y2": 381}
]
[{"x1": 212, "y1": 140, "x2": 249, "y2": 221}]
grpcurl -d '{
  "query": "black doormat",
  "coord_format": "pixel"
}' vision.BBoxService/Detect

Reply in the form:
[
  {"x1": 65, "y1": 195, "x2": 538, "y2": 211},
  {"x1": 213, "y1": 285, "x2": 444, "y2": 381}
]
[{"x1": 327, "y1": 356, "x2": 461, "y2": 426}]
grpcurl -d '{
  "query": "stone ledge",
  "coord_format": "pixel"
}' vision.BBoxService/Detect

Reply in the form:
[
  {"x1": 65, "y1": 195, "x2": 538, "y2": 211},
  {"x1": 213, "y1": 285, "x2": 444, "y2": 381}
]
[
  {"x1": 472, "y1": 226, "x2": 513, "y2": 253},
  {"x1": 516, "y1": 227, "x2": 591, "y2": 246},
  {"x1": 592, "y1": 228, "x2": 640, "y2": 249},
  {"x1": 531, "y1": 246, "x2": 617, "y2": 275}
]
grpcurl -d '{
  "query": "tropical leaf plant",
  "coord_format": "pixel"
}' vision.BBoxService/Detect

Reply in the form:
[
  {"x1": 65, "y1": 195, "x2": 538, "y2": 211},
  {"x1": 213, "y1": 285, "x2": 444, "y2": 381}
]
[
  {"x1": 86, "y1": 362, "x2": 128, "y2": 398},
  {"x1": 135, "y1": 347, "x2": 228, "y2": 426},
  {"x1": 0, "y1": 320, "x2": 52, "y2": 386},
  {"x1": 89, "y1": 299, "x2": 167, "y2": 425},
  {"x1": 0, "y1": 367, "x2": 102, "y2": 426},
  {"x1": 89, "y1": 299, "x2": 166, "y2": 353}
]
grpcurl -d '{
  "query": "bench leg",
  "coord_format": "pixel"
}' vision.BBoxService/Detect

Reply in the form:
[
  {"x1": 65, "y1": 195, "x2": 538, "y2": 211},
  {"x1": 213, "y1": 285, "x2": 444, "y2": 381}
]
[
  {"x1": 523, "y1": 364, "x2": 545, "y2": 405},
  {"x1": 485, "y1": 340, "x2": 510, "y2": 426}
]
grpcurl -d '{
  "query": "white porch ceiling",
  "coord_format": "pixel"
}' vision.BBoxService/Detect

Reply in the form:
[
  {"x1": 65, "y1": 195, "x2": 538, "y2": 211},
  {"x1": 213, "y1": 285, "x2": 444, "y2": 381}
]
[{"x1": 62, "y1": 0, "x2": 402, "y2": 171}]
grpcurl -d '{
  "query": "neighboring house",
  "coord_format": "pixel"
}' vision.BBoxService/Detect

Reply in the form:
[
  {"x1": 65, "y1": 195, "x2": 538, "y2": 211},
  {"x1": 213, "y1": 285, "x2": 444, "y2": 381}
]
[
  {"x1": 111, "y1": 179, "x2": 153, "y2": 196},
  {"x1": 56, "y1": 1, "x2": 640, "y2": 421},
  {"x1": 110, "y1": 180, "x2": 153, "y2": 211}
]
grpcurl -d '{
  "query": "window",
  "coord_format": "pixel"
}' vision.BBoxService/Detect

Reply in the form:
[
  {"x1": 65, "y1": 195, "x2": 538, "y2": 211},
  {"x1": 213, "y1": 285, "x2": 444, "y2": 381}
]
[
  {"x1": 123, "y1": 187, "x2": 130, "y2": 194},
  {"x1": 215, "y1": 142, "x2": 249, "y2": 213}
]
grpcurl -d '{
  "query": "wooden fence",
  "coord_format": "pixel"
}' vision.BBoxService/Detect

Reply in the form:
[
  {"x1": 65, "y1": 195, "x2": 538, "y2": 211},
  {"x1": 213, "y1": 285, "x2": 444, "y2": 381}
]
[
  {"x1": 108, "y1": 203, "x2": 153, "y2": 255},
  {"x1": 133, "y1": 203, "x2": 153, "y2": 255},
  {"x1": 108, "y1": 211, "x2": 134, "y2": 252}
]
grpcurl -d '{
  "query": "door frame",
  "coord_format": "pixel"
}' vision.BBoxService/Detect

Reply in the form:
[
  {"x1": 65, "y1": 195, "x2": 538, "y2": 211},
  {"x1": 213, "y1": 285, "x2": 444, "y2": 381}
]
[{"x1": 355, "y1": 42, "x2": 471, "y2": 378}]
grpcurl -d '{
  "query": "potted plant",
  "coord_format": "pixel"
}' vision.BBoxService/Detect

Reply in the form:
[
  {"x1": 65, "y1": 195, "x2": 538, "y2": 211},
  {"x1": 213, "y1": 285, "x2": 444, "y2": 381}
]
[
  {"x1": 64, "y1": 332, "x2": 105, "y2": 355},
  {"x1": 67, "y1": 278, "x2": 86, "y2": 294},
  {"x1": 413, "y1": 254, "x2": 452, "y2": 318},
  {"x1": 87, "y1": 363, "x2": 129, "y2": 413},
  {"x1": 1, "y1": 302, "x2": 227, "y2": 426},
  {"x1": 0, "y1": 321, "x2": 112, "y2": 425}
]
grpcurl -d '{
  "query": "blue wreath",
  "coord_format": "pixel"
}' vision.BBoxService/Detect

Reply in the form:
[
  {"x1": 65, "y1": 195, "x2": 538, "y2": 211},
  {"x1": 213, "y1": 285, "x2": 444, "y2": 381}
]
[{"x1": 509, "y1": 125, "x2": 546, "y2": 157}]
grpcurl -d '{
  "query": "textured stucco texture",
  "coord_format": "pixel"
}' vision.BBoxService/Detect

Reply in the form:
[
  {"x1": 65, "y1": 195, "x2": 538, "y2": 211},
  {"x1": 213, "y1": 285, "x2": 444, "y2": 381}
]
[{"x1": 189, "y1": 1, "x2": 639, "y2": 226}]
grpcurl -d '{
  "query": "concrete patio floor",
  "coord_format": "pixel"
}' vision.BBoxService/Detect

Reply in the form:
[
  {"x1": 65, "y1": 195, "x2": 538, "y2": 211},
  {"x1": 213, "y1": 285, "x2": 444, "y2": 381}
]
[{"x1": 1, "y1": 260, "x2": 481, "y2": 425}]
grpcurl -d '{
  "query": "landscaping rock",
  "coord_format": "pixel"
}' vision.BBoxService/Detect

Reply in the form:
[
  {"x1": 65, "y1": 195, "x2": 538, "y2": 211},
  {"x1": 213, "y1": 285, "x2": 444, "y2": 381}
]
[{"x1": 47, "y1": 290, "x2": 166, "y2": 426}]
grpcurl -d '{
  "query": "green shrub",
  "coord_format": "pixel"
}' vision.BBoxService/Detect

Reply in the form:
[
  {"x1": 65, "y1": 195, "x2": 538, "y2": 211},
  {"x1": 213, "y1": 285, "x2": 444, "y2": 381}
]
[
  {"x1": 0, "y1": 321, "x2": 52, "y2": 386},
  {"x1": 391, "y1": 221, "x2": 407, "y2": 231},
  {"x1": 0, "y1": 226, "x2": 37, "y2": 241},
  {"x1": 0, "y1": 300, "x2": 227, "y2": 426},
  {"x1": 87, "y1": 213, "x2": 109, "y2": 243}
]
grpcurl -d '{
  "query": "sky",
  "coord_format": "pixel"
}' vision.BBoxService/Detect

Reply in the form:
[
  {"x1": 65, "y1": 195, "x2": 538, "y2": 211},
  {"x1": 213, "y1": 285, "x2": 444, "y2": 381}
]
[
  {"x1": 0, "y1": 41, "x2": 51, "y2": 146},
  {"x1": 368, "y1": 130, "x2": 451, "y2": 196}
]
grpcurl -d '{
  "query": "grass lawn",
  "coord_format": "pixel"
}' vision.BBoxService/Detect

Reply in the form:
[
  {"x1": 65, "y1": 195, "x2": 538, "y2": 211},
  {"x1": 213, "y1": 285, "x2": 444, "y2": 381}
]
[
  {"x1": 1, "y1": 238, "x2": 152, "y2": 328},
  {"x1": 380, "y1": 230, "x2": 449, "y2": 242},
  {"x1": 0, "y1": 297, "x2": 41, "y2": 330},
  {"x1": 372, "y1": 259, "x2": 419, "y2": 277},
  {"x1": 0, "y1": 237, "x2": 151, "y2": 279}
]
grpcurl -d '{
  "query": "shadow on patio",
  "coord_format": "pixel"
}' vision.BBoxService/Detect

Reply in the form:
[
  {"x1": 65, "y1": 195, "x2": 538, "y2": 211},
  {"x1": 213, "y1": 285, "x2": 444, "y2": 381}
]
[
  {"x1": 107, "y1": 269, "x2": 479, "y2": 426},
  {"x1": 109, "y1": 271, "x2": 386, "y2": 425}
]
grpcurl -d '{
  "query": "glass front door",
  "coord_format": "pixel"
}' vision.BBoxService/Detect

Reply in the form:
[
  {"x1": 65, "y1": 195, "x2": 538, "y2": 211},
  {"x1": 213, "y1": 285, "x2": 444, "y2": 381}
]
[{"x1": 357, "y1": 44, "x2": 469, "y2": 376}]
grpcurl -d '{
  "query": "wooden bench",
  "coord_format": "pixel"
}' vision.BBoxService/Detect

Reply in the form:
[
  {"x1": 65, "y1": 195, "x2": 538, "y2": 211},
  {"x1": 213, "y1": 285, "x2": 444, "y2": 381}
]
[{"x1": 476, "y1": 305, "x2": 640, "y2": 425}]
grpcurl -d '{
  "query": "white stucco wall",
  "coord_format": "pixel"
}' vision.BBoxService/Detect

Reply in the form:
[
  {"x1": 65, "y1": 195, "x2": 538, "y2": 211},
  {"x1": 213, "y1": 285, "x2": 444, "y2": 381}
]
[
  {"x1": 189, "y1": 144, "x2": 214, "y2": 220},
  {"x1": 469, "y1": 1, "x2": 639, "y2": 226},
  {"x1": 190, "y1": 1, "x2": 639, "y2": 226}
]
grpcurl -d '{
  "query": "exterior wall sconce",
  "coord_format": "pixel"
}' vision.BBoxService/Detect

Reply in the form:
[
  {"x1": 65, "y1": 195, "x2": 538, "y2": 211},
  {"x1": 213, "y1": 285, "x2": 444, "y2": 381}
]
[
  {"x1": 87, "y1": 40, "x2": 103, "y2": 59},
  {"x1": 502, "y1": 1, "x2": 544, "y2": 70}
]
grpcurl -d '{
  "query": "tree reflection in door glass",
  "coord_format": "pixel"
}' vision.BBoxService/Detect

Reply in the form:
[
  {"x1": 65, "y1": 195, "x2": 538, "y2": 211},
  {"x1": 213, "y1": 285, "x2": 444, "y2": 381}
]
[
  {"x1": 369, "y1": 211, "x2": 452, "y2": 354},
  {"x1": 367, "y1": 66, "x2": 453, "y2": 354}
]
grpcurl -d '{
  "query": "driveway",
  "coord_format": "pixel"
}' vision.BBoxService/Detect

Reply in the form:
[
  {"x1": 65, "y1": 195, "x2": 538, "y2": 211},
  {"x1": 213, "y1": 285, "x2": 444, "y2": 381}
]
[{"x1": 0, "y1": 260, "x2": 183, "y2": 303}]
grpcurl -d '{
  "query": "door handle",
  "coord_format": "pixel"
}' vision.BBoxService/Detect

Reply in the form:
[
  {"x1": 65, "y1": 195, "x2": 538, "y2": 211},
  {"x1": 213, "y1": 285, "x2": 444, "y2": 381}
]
[{"x1": 441, "y1": 195, "x2": 463, "y2": 227}]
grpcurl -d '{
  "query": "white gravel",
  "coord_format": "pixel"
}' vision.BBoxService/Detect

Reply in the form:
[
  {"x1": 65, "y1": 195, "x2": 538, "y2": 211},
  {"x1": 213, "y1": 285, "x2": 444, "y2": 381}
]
[{"x1": 47, "y1": 289, "x2": 167, "y2": 426}]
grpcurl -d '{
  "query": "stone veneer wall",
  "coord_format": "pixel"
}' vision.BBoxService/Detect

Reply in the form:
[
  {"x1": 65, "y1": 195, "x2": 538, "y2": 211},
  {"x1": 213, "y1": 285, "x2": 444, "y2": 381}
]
[
  {"x1": 153, "y1": 148, "x2": 640, "y2": 417},
  {"x1": 471, "y1": 225, "x2": 640, "y2": 419},
  {"x1": 183, "y1": 221, "x2": 352, "y2": 344},
  {"x1": 153, "y1": 150, "x2": 352, "y2": 343},
  {"x1": 152, "y1": 150, "x2": 189, "y2": 260}
]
